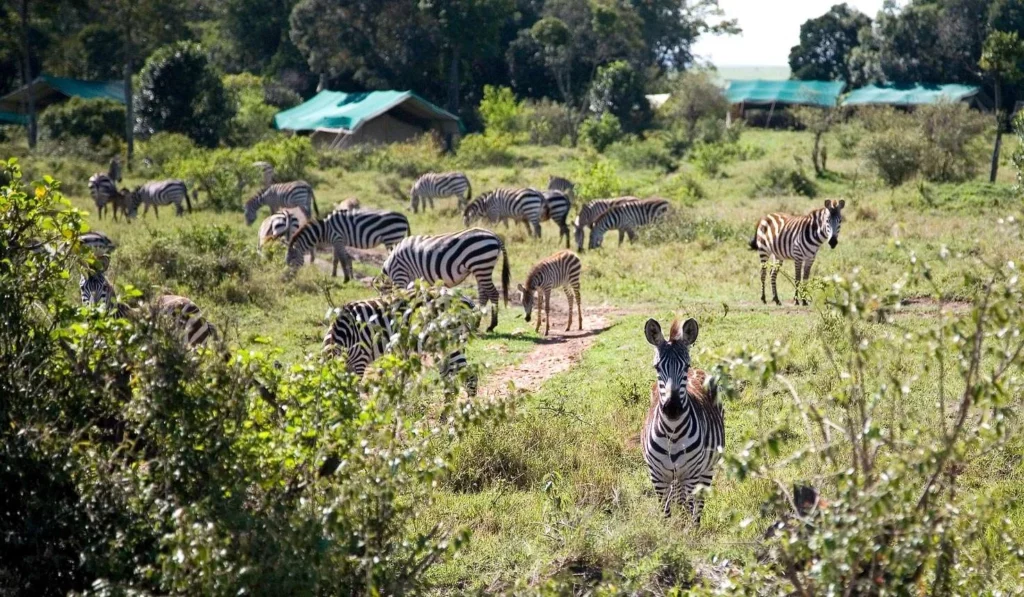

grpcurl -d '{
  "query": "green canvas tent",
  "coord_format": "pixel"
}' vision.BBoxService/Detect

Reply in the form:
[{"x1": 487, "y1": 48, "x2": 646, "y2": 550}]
[
  {"x1": 725, "y1": 80, "x2": 846, "y2": 108},
  {"x1": 274, "y1": 90, "x2": 462, "y2": 148},
  {"x1": 841, "y1": 83, "x2": 983, "y2": 107},
  {"x1": 0, "y1": 75, "x2": 126, "y2": 116}
]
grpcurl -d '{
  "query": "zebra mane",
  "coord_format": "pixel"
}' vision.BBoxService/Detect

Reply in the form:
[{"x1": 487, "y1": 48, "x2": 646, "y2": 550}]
[{"x1": 669, "y1": 318, "x2": 682, "y2": 342}]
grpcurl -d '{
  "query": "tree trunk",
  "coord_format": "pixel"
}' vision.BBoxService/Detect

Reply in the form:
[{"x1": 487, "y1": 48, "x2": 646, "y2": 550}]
[
  {"x1": 811, "y1": 132, "x2": 823, "y2": 176},
  {"x1": 989, "y1": 79, "x2": 1002, "y2": 184},
  {"x1": 123, "y1": 13, "x2": 134, "y2": 172},
  {"x1": 19, "y1": 0, "x2": 36, "y2": 149},
  {"x1": 447, "y1": 44, "x2": 460, "y2": 116}
]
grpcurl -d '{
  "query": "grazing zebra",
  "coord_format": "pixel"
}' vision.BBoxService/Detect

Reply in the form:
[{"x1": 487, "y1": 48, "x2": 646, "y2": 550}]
[
  {"x1": 153, "y1": 295, "x2": 217, "y2": 347},
  {"x1": 335, "y1": 197, "x2": 361, "y2": 211},
  {"x1": 108, "y1": 156, "x2": 122, "y2": 183},
  {"x1": 257, "y1": 208, "x2": 308, "y2": 254},
  {"x1": 88, "y1": 173, "x2": 118, "y2": 220},
  {"x1": 517, "y1": 250, "x2": 582, "y2": 335},
  {"x1": 253, "y1": 161, "x2": 275, "y2": 188},
  {"x1": 588, "y1": 198, "x2": 670, "y2": 250},
  {"x1": 573, "y1": 197, "x2": 639, "y2": 252},
  {"x1": 126, "y1": 179, "x2": 193, "y2": 219},
  {"x1": 748, "y1": 199, "x2": 846, "y2": 306},
  {"x1": 287, "y1": 209, "x2": 410, "y2": 281},
  {"x1": 81, "y1": 231, "x2": 117, "y2": 253},
  {"x1": 244, "y1": 181, "x2": 319, "y2": 225},
  {"x1": 541, "y1": 190, "x2": 572, "y2": 249},
  {"x1": 323, "y1": 290, "x2": 480, "y2": 395},
  {"x1": 378, "y1": 228, "x2": 510, "y2": 332},
  {"x1": 547, "y1": 175, "x2": 575, "y2": 200},
  {"x1": 463, "y1": 188, "x2": 544, "y2": 239},
  {"x1": 410, "y1": 172, "x2": 471, "y2": 213},
  {"x1": 641, "y1": 318, "x2": 724, "y2": 521}
]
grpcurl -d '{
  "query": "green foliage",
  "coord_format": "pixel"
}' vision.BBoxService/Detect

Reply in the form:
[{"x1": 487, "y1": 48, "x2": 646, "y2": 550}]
[
  {"x1": 331, "y1": 135, "x2": 445, "y2": 177},
  {"x1": 572, "y1": 159, "x2": 622, "y2": 200},
  {"x1": 39, "y1": 97, "x2": 124, "y2": 147},
  {"x1": 833, "y1": 120, "x2": 865, "y2": 158},
  {"x1": 638, "y1": 210, "x2": 740, "y2": 248},
  {"x1": 789, "y1": 3, "x2": 871, "y2": 83},
  {"x1": 862, "y1": 128, "x2": 925, "y2": 187},
  {"x1": 137, "y1": 132, "x2": 198, "y2": 171},
  {"x1": 606, "y1": 135, "x2": 676, "y2": 172},
  {"x1": 479, "y1": 85, "x2": 523, "y2": 137},
  {"x1": 750, "y1": 160, "x2": 818, "y2": 198},
  {"x1": 655, "y1": 70, "x2": 731, "y2": 156},
  {"x1": 248, "y1": 135, "x2": 317, "y2": 181},
  {"x1": 518, "y1": 99, "x2": 575, "y2": 146},
  {"x1": 1015, "y1": 112, "x2": 1024, "y2": 190},
  {"x1": 0, "y1": 163, "x2": 498, "y2": 592},
  {"x1": 688, "y1": 141, "x2": 734, "y2": 178},
  {"x1": 589, "y1": 60, "x2": 652, "y2": 133},
  {"x1": 579, "y1": 112, "x2": 624, "y2": 152},
  {"x1": 915, "y1": 101, "x2": 990, "y2": 183},
  {"x1": 165, "y1": 148, "x2": 258, "y2": 212},
  {"x1": 456, "y1": 133, "x2": 515, "y2": 167},
  {"x1": 135, "y1": 42, "x2": 235, "y2": 148},
  {"x1": 223, "y1": 73, "x2": 278, "y2": 147}
]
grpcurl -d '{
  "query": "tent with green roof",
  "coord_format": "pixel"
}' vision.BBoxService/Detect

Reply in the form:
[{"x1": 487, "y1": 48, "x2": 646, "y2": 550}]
[
  {"x1": 725, "y1": 80, "x2": 846, "y2": 108},
  {"x1": 841, "y1": 83, "x2": 984, "y2": 107},
  {"x1": 0, "y1": 75, "x2": 125, "y2": 119},
  {"x1": 273, "y1": 90, "x2": 462, "y2": 148}
]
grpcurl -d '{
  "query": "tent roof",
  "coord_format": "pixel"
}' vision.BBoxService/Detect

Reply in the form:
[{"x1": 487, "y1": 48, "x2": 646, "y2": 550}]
[
  {"x1": 841, "y1": 83, "x2": 981, "y2": 106},
  {"x1": 725, "y1": 79, "x2": 845, "y2": 107},
  {"x1": 0, "y1": 111, "x2": 28, "y2": 124},
  {"x1": 0, "y1": 75, "x2": 125, "y2": 114},
  {"x1": 273, "y1": 90, "x2": 462, "y2": 134}
]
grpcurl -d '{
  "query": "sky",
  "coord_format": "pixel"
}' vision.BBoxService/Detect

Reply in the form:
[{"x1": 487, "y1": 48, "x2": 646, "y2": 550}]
[{"x1": 691, "y1": 0, "x2": 892, "y2": 67}]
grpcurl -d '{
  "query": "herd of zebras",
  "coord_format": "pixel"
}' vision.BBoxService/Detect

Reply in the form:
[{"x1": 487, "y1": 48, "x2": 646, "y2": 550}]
[{"x1": 77, "y1": 160, "x2": 847, "y2": 520}]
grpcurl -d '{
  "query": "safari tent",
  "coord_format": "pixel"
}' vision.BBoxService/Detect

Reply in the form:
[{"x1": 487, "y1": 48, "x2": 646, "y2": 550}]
[
  {"x1": 841, "y1": 83, "x2": 986, "y2": 108},
  {"x1": 0, "y1": 75, "x2": 126, "y2": 123},
  {"x1": 273, "y1": 90, "x2": 462, "y2": 149}
]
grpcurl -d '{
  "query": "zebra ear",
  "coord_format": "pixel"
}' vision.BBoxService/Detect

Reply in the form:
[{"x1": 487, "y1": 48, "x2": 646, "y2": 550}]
[
  {"x1": 516, "y1": 283, "x2": 525, "y2": 293},
  {"x1": 644, "y1": 319, "x2": 664, "y2": 346},
  {"x1": 823, "y1": 199, "x2": 833, "y2": 209},
  {"x1": 837, "y1": 199, "x2": 845, "y2": 210},
  {"x1": 679, "y1": 318, "x2": 699, "y2": 346}
]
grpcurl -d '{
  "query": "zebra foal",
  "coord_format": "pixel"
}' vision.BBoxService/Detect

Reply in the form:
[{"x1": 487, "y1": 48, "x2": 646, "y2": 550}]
[
  {"x1": 410, "y1": 172, "x2": 471, "y2": 213},
  {"x1": 517, "y1": 250, "x2": 582, "y2": 335},
  {"x1": 463, "y1": 187, "x2": 544, "y2": 239},
  {"x1": 748, "y1": 199, "x2": 846, "y2": 306},
  {"x1": 641, "y1": 318, "x2": 724, "y2": 521}
]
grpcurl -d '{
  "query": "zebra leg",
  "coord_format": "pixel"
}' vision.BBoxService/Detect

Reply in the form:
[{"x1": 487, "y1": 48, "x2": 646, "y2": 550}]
[
  {"x1": 544, "y1": 289, "x2": 552, "y2": 335},
  {"x1": 759, "y1": 255, "x2": 768, "y2": 304},
  {"x1": 175, "y1": 202, "x2": 184, "y2": 217},
  {"x1": 477, "y1": 275, "x2": 499, "y2": 332},
  {"x1": 153, "y1": 204, "x2": 159, "y2": 219},
  {"x1": 617, "y1": 230, "x2": 626, "y2": 246},
  {"x1": 801, "y1": 260, "x2": 814, "y2": 306},
  {"x1": 626, "y1": 228, "x2": 638, "y2": 243},
  {"x1": 650, "y1": 469, "x2": 673, "y2": 517},
  {"x1": 574, "y1": 283, "x2": 583, "y2": 330},
  {"x1": 534, "y1": 290, "x2": 543, "y2": 333},
  {"x1": 533, "y1": 220, "x2": 542, "y2": 239},
  {"x1": 793, "y1": 260, "x2": 803, "y2": 306},
  {"x1": 770, "y1": 261, "x2": 782, "y2": 306},
  {"x1": 563, "y1": 287, "x2": 574, "y2": 331}
]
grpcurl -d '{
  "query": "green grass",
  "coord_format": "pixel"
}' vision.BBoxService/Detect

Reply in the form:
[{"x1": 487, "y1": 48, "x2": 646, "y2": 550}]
[{"x1": 5, "y1": 126, "x2": 1024, "y2": 590}]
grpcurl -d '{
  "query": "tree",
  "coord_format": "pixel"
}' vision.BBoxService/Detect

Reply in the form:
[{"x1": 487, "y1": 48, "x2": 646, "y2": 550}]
[
  {"x1": 792, "y1": 106, "x2": 838, "y2": 175},
  {"x1": 629, "y1": 0, "x2": 738, "y2": 71},
  {"x1": 135, "y1": 42, "x2": 235, "y2": 148},
  {"x1": 19, "y1": 0, "x2": 36, "y2": 148},
  {"x1": 788, "y1": 3, "x2": 871, "y2": 83},
  {"x1": 979, "y1": 30, "x2": 1024, "y2": 182},
  {"x1": 589, "y1": 60, "x2": 651, "y2": 132}
]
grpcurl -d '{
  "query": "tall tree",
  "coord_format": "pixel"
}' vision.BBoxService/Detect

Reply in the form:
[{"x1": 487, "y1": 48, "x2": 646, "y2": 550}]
[
  {"x1": 629, "y1": 0, "x2": 738, "y2": 71},
  {"x1": 789, "y1": 3, "x2": 871, "y2": 82},
  {"x1": 979, "y1": 30, "x2": 1024, "y2": 182}
]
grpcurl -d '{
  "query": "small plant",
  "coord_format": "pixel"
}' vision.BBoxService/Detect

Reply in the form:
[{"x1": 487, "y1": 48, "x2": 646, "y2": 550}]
[
  {"x1": 689, "y1": 141, "x2": 734, "y2": 178},
  {"x1": 579, "y1": 112, "x2": 624, "y2": 152},
  {"x1": 479, "y1": 85, "x2": 524, "y2": 138},
  {"x1": 606, "y1": 135, "x2": 676, "y2": 172},
  {"x1": 572, "y1": 159, "x2": 622, "y2": 200},
  {"x1": 456, "y1": 133, "x2": 515, "y2": 167},
  {"x1": 862, "y1": 128, "x2": 924, "y2": 187},
  {"x1": 750, "y1": 160, "x2": 818, "y2": 198}
]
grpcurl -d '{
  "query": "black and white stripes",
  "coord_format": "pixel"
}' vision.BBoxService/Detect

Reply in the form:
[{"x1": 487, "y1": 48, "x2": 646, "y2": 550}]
[
  {"x1": 88, "y1": 173, "x2": 119, "y2": 220},
  {"x1": 640, "y1": 318, "x2": 723, "y2": 521},
  {"x1": 517, "y1": 250, "x2": 582, "y2": 335},
  {"x1": 245, "y1": 181, "x2": 318, "y2": 225},
  {"x1": 749, "y1": 199, "x2": 845, "y2": 306},
  {"x1": 127, "y1": 179, "x2": 193, "y2": 218},
  {"x1": 547, "y1": 175, "x2": 575, "y2": 199},
  {"x1": 286, "y1": 209, "x2": 410, "y2": 281},
  {"x1": 153, "y1": 295, "x2": 218, "y2": 347},
  {"x1": 588, "y1": 198, "x2": 670, "y2": 249},
  {"x1": 258, "y1": 208, "x2": 307, "y2": 254},
  {"x1": 410, "y1": 172, "x2": 472, "y2": 213},
  {"x1": 380, "y1": 228, "x2": 510, "y2": 331},
  {"x1": 573, "y1": 197, "x2": 638, "y2": 251},
  {"x1": 541, "y1": 190, "x2": 572, "y2": 249},
  {"x1": 463, "y1": 187, "x2": 544, "y2": 238}
]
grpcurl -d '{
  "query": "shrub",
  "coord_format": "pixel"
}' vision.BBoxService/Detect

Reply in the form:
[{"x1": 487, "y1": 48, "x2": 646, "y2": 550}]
[
  {"x1": 456, "y1": 133, "x2": 515, "y2": 167},
  {"x1": 1015, "y1": 112, "x2": 1024, "y2": 191},
  {"x1": 572, "y1": 159, "x2": 622, "y2": 200},
  {"x1": 223, "y1": 73, "x2": 278, "y2": 147},
  {"x1": 606, "y1": 136, "x2": 676, "y2": 172},
  {"x1": 39, "y1": 97, "x2": 125, "y2": 146},
  {"x1": 657, "y1": 70, "x2": 728, "y2": 131},
  {"x1": 478, "y1": 85, "x2": 523, "y2": 137},
  {"x1": 660, "y1": 173, "x2": 705, "y2": 203},
  {"x1": 833, "y1": 120, "x2": 864, "y2": 158},
  {"x1": 518, "y1": 99, "x2": 575, "y2": 146},
  {"x1": 589, "y1": 60, "x2": 652, "y2": 133},
  {"x1": 247, "y1": 135, "x2": 317, "y2": 181},
  {"x1": 862, "y1": 128, "x2": 925, "y2": 187},
  {"x1": 750, "y1": 161, "x2": 818, "y2": 198},
  {"x1": 579, "y1": 113, "x2": 624, "y2": 152},
  {"x1": 915, "y1": 101, "x2": 989, "y2": 183},
  {"x1": 165, "y1": 148, "x2": 259, "y2": 211},
  {"x1": 638, "y1": 210, "x2": 740, "y2": 247},
  {"x1": 330, "y1": 135, "x2": 446, "y2": 176},
  {"x1": 689, "y1": 141, "x2": 734, "y2": 178},
  {"x1": 137, "y1": 132, "x2": 198, "y2": 172},
  {"x1": 135, "y1": 41, "x2": 235, "y2": 148},
  {"x1": 1, "y1": 165, "x2": 500, "y2": 592}
]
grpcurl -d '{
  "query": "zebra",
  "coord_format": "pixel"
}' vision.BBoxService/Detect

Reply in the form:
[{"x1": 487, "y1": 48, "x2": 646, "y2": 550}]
[
  {"x1": 588, "y1": 198, "x2": 670, "y2": 250},
  {"x1": 153, "y1": 295, "x2": 218, "y2": 347},
  {"x1": 748, "y1": 199, "x2": 846, "y2": 306},
  {"x1": 286, "y1": 209, "x2": 410, "y2": 281},
  {"x1": 81, "y1": 231, "x2": 117, "y2": 254},
  {"x1": 79, "y1": 258, "x2": 131, "y2": 317},
  {"x1": 88, "y1": 173, "x2": 118, "y2": 220},
  {"x1": 410, "y1": 172, "x2": 471, "y2": 213},
  {"x1": 257, "y1": 207, "x2": 308, "y2": 254},
  {"x1": 516, "y1": 250, "x2": 582, "y2": 335},
  {"x1": 547, "y1": 175, "x2": 575, "y2": 200},
  {"x1": 463, "y1": 188, "x2": 544, "y2": 239},
  {"x1": 541, "y1": 190, "x2": 572, "y2": 249},
  {"x1": 323, "y1": 290, "x2": 480, "y2": 395},
  {"x1": 244, "y1": 181, "x2": 319, "y2": 225},
  {"x1": 253, "y1": 161, "x2": 275, "y2": 188},
  {"x1": 126, "y1": 179, "x2": 193, "y2": 219},
  {"x1": 640, "y1": 318, "x2": 724, "y2": 521},
  {"x1": 108, "y1": 156, "x2": 122, "y2": 183},
  {"x1": 573, "y1": 197, "x2": 640, "y2": 252},
  {"x1": 378, "y1": 228, "x2": 510, "y2": 332}
]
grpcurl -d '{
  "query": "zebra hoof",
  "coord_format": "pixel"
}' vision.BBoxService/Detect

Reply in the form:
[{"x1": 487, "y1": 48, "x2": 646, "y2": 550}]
[{"x1": 773, "y1": 298, "x2": 782, "y2": 306}]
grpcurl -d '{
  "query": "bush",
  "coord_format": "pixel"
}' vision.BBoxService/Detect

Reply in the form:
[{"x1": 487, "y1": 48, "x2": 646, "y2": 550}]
[
  {"x1": 223, "y1": 73, "x2": 278, "y2": 147},
  {"x1": 1015, "y1": 112, "x2": 1024, "y2": 191},
  {"x1": 39, "y1": 97, "x2": 125, "y2": 146},
  {"x1": 479, "y1": 85, "x2": 523, "y2": 137},
  {"x1": 135, "y1": 41, "x2": 235, "y2": 148},
  {"x1": 456, "y1": 132, "x2": 515, "y2": 167},
  {"x1": 137, "y1": 132, "x2": 198, "y2": 172},
  {"x1": 833, "y1": 120, "x2": 864, "y2": 158},
  {"x1": 248, "y1": 135, "x2": 317, "y2": 181},
  {"x1": 657, "y1": 70, "x2": 728, "y2": 131},
  {"x1": 579, "y1": 112, "x2": 624, "y2": 152},
  {"x1": 518, "y1": 99, "x2": 575, "y2": 146},
  {"x1": 660, "y1": 173, "x2": 705, "y2": 203},
  {"x1": 572, "y1": 159, "x2": 622, "y2": 200},
  {"x1": 750, "y1": 161, "x2": 818, "y2": 198},
  {"x1": 862, "y1": 128, "x2": 925, "y2": 187},
  {"x1": 330, "y1": 135, "x2": 446, "y2": 176},
  {"x1": 606, "y1": 135, "x2": 676, "y2": 172},
  {"x1": 915, "y1": 101, "x2": 989, "y2": 183},
  {"x1": 1, "y1": 165, "x2": 501, "y2": 592},
  {"x1": 165, "y1": 148, "x2": 259, "y2": 211},
  {"x1": 638, "y1": 210, "x2": 740, "y2": 248},
  {"x1": 589, "y1": 60, "x2": 652, "y2": 133},
  {"x1": 689, "y1": 141, "x2": 735, "y2": 178}
]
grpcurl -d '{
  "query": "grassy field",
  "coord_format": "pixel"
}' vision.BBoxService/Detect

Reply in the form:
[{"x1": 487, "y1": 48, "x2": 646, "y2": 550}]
[{"x1": 6, "y1": 127, "x2": 1024, "y2": 590}]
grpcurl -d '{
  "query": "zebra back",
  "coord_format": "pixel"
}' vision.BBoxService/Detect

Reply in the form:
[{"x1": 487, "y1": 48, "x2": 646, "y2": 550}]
[
  {"x1": 245, "y1": 181, "x2": 317, "y2": 225},
  {"x1": 547, "y1": 175, "x2": 575, "y2": 198},
  {"x1": 88, "y1": 174, "x2": 117, "y2": 204},
  {"x1": 541, "y1": 190, "x2": 571, "y2": 222},
  {"x1": 381, "y1": 228, "x2": 509, "y2": 302},
  {"x1": 589, "y1": 198, "x2": 669, "y2": 248},
  {"x1": 129, "y1": 179, "x2": 191, "y2": 217},
  {"x1": 463, "y1": 188, "x2": 543, "y2": 226},
  {"x1": 523, "y1": 250, "x2": 581, "y2": 294},
  {"x1": 154, "y1": 295, "x2": 217, "y2": 347},
  {"x1": 81, "y1": 231, "x2": 117, "y2": 253},
  {"x1": 410, "y1": 172, "x2": 471, "y2": 211}
]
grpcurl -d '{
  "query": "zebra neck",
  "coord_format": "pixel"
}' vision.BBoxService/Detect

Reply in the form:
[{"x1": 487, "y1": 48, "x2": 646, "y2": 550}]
[{"x1": 659, "y1": 393, "x2": 694, "y2": 426}]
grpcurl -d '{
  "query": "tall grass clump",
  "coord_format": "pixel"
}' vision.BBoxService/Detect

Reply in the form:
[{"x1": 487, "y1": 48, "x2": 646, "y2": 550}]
[
  {"x1": 573, "y1": 159, "x2": 623, "y2": 200},
  {"x1": 750, "y1": 160, "x2": 818, "y2": 198}
]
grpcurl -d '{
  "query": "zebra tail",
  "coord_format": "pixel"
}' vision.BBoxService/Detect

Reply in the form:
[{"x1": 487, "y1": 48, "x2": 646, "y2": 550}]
[
  {"x1": 500, "y1": 237, "x2": 510, "y2": 307},
  {"x1": 185, "y1": 187, "x2": 194, "y2": 213}
]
